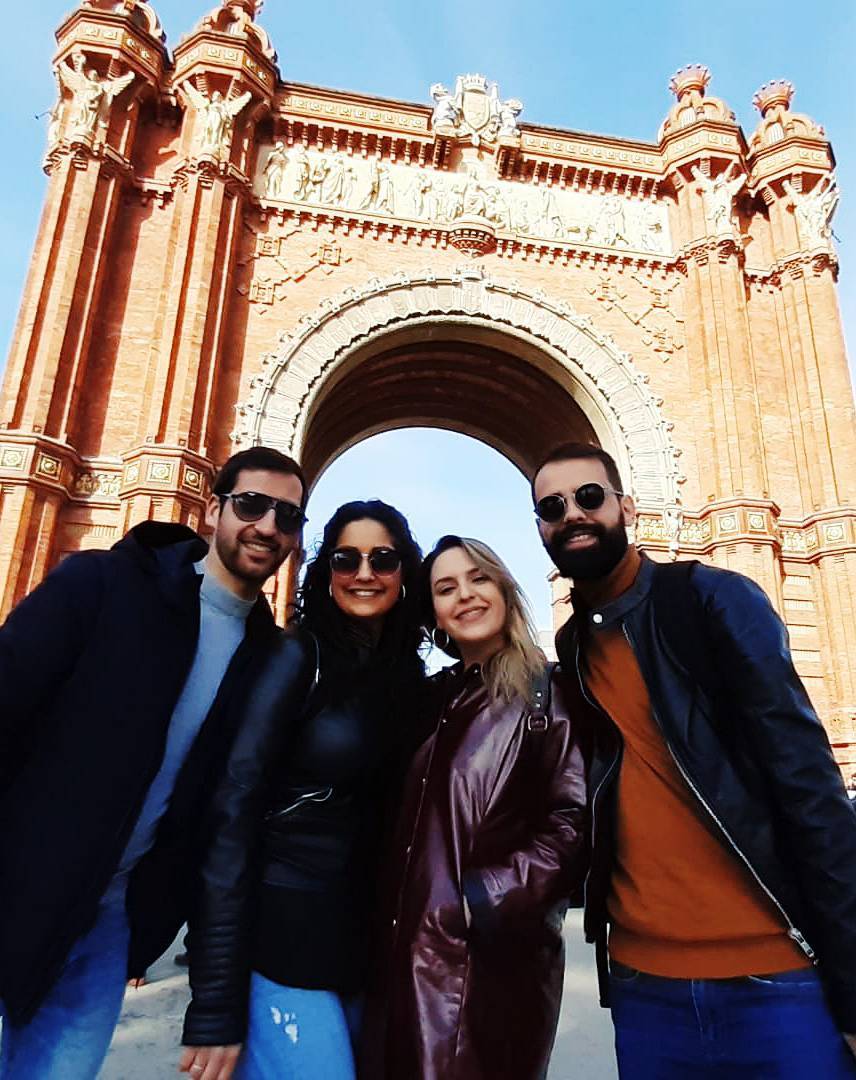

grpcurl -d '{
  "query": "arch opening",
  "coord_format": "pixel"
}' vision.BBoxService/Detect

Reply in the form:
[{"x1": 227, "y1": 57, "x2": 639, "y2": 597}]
[
  {"x1": 240, "y1": 270, "x2": 683, "y2": 517},
  {"x1": 301, "y1": 332, "x2": 599, "y2": 485}
]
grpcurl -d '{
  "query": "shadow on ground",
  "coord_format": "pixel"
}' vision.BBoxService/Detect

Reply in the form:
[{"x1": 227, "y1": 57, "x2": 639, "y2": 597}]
[{"x1": 101, "y1": 911, "x2": 616, "y2": 1079}]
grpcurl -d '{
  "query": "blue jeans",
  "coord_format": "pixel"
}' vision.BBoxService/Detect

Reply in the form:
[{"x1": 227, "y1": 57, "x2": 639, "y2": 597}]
[
  {"x1": 236, "y1": 973, "x2": 362, "y2": 1080},
  {"x1": 609, "y1": 961, "x2": 856, "y2": 1079},
  {"x1": 0, "y1": 899, "x2": 130, "y2": 1079}
]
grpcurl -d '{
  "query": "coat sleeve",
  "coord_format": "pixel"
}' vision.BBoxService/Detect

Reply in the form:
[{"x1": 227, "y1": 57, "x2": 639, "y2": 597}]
[
  {"x1": 462, "y1": 676, "x2": 587, "y2": 935},
  {"x1": 701, "y1": 567, "x2": 856, "y2": 1033},
  {"x1": 182, "y1": 633, "x2": 317, "y2": 1047},
  {"x1": 0, "y1": 552, "x2": 104, "y2": 772}
]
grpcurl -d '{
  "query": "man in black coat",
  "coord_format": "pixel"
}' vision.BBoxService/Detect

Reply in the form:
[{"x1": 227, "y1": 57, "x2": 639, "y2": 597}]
[
  {"x1": 533, "y1": 441, "x2": 856, "y2": 1079},
  {"x1": 0, "y1": 445, "x2": 307, "y2": 1077}
]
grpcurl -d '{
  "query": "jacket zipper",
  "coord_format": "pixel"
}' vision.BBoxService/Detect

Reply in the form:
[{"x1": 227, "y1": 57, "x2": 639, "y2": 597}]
[
  {"x1": 574, "y1": 639, "x2": 621, "y2": 916},
  {"x1": 266, "y1": 786, "x2": 333, "y2": 820},
  {"x1": 620, "y1": 622, "x2": 818, "y2": 965}
]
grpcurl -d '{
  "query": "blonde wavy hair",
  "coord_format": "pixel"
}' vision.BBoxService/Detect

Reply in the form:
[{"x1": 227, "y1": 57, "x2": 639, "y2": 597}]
[{"x1": 424, "y1": 535, "x2": 546, "y2": 703}]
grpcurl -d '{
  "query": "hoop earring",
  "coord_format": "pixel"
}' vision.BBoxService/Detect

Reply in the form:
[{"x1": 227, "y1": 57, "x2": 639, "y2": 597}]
[
  {"x1": 431, "y1": 627, "x2": 451, "y2": 650},
  {"x1": 329, "y1": 583, "x2": 333, "y2": 598},
  {"x1": 400, "y1": 585, "x2": 407, "y2": 600}
]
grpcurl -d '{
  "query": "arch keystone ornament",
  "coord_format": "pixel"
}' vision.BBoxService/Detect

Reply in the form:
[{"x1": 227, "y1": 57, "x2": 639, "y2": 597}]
[{"x1": 233, "y1": 268, "x2": 686, "y2": 532}]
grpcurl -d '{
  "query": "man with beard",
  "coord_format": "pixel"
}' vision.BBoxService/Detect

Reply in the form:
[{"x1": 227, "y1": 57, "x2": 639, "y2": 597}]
[
  {"x1": 533, "y1": 441, "x2": 856, "y2": 1079},
  {"x1": 0, "y1": 446, "x2": 307, "y2": 1077}
]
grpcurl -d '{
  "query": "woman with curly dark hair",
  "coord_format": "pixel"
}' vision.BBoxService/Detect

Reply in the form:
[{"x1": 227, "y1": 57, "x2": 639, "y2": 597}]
[{"x1": 178, "y1": 500, "x2": 425, "y2": 1080}]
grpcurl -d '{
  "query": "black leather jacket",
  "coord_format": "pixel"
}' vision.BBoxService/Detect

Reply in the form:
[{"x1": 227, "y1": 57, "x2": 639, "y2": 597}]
[
  {"x1": 182, "y1": 631, "x2": 420, "y2": 1047},
  {"x1": 556, "y1": 554, "x2": 856, "y2": 1033}
]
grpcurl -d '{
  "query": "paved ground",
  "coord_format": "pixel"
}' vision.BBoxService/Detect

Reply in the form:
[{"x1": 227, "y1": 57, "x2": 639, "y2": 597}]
[{"x1": 101, "y1": 910, "x2": 616, "y2": 1078}]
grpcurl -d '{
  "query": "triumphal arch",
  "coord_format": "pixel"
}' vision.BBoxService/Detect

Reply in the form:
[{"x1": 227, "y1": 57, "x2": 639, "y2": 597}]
[{"x1": 1, "y1": 0, "x2": 855, "y2": 768}]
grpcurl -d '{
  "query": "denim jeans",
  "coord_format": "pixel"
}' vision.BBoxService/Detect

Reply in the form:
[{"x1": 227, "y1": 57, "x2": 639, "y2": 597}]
[
  {"x1": 609, "y1": 960, "x2": 856, "y2": 1079},
  {"x1": 236, "y1": 972, "x2": 362, "y2": 1080},
  {"x1": 0, "y1": 899, "x2": 130, "y2": 1079}
]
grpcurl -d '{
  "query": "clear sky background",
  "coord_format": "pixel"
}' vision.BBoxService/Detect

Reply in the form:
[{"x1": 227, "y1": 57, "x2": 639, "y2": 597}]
[{"x1": 0, "y1": 1, "x2": 853, "y2": 630}]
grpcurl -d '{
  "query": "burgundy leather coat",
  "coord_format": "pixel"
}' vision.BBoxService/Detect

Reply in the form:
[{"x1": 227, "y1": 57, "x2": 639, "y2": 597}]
[{"x1": 362, "y1": 663, "x2": 588, "y2": 1080}]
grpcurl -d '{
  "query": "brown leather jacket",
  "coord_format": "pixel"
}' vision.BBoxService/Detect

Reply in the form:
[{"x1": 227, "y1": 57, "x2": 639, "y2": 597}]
[{"x1": 361, "y1": 663, "x2": 588, "y2": 1080}]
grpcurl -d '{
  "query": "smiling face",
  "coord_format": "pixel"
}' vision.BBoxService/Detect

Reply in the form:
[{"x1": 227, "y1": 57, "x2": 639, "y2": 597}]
[
  {"x1": 534, "y1": 457, "x2": 636, "y2": 581},
  {"x1": 430, "y1": 545, "x2": 508, "y2": 667},
  {"x1": 204, "y1": 467, "x2": 304, "y2": 599},
  {"x1": 329, "y1": 518, "x2": 402, "y2": 628}
]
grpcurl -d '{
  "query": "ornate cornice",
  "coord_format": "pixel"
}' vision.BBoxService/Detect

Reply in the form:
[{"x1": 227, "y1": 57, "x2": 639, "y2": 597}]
[
  {"x1": 119, "y1": 445, "x2": 214, "y2": 503},
  {"x1": 636, "y1": 499, "x2": 856, "y2": 562}
]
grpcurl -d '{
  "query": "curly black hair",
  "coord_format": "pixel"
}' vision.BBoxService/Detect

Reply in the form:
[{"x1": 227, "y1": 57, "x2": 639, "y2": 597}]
[{"x1": 293, "y1": 500, "x2": 425, "y2": 684}]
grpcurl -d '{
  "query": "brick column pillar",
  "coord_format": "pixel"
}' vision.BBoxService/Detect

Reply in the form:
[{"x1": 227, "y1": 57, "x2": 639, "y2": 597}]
[
  {"x1": 0, "y1": 2, "x2": 165, "y2": 614},
  {"x1": 119, "y1": 2, "x2": 277, "y2": 527}
]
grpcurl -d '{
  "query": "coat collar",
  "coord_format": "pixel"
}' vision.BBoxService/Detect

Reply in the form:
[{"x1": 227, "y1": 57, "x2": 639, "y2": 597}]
[{"x1": 570, "y1": 550, "x2": 655, "y2": 632}]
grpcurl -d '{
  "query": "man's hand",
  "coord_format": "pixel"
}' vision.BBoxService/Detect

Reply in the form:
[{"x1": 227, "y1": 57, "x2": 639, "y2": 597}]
[
  {"x1": 844, "y1": 1032, "x2": 856, "y2": 1061},
  {"x1": 178, "y1": 1045, "x2": 241, "y2": 1080}
]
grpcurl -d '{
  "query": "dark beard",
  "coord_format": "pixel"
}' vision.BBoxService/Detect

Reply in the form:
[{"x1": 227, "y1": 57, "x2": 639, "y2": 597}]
[{"x1": 544, "y1": 520, "x2": 628, "y2": 581}]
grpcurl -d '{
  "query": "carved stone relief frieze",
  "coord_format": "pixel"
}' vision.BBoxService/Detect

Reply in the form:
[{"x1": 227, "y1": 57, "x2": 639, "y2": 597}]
[
  {"x1": 73, "y1": 470, "x2": 121, "y2": 498},
  {"x1": 255, "y1": 145, "x2": 672, "y2": 257}
]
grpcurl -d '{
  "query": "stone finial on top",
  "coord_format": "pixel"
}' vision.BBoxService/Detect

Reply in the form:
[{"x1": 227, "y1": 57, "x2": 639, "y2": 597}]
[
  {"x1": 659, "y1": 64, "x2": 735, "y2": 140},
  {"x1": 669, "y1": 63, "x2": 711, "y2": 102},
  {"x1": 195, "y1": 0, "x2": 276, "y2": 61},
  {"x1": 752, "y1": 79, "x2": 795, "y2": 117},
  {"x1": 749, "y1": 80, "x2": 824, "y2": 149}
]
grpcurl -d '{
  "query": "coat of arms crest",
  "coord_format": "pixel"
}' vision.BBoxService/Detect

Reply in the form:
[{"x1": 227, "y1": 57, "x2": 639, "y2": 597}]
[{"x1": 429, "y1": 75, "x2": 523, "y2": 147}]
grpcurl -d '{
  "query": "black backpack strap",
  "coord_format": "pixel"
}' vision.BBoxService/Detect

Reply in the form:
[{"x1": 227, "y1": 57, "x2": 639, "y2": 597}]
[
  {"x1": 527, "y1": 661, "x2": 555, "y2": 732},
  {"x1": 650, "y1": 560, "x2": 720, "y2": 700}
]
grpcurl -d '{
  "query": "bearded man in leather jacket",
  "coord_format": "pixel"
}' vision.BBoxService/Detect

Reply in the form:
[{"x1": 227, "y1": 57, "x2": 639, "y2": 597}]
[{"x1": 533, "y1": 441, "x2": 856, "y2": 1080}]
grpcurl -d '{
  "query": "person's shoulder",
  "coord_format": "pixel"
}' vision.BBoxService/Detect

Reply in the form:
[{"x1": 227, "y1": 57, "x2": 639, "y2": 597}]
[
  {"x1": 268, "y1": 626, "x2": 318, "y2": 668},
  {"x1": 684, "y1": 560, "x2": 770, "y2": 608},
  {"x1": 44, "y1": 548, "x2": 109, "y2": 588}
]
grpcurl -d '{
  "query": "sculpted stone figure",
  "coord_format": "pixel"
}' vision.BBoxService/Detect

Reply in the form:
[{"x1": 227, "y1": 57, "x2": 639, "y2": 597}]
[
  {"x1": 598, "y1": 196, "x2": 630, "y2": 248},
  {"x1": 361, "y1": 158, "x2": 395, "y2": 214},
  {"x1": 484, "y1": 185, "x2": 510, "y2": 229},
  {"x1": 411, "y1": 171, "x2": 437, "y2": 220},
  {"x1": 45, "y1": 91, "x2": 64, "y2": 151},
  {"x1": 55, "y1": 52, "x2": 135, "y2": 140},
  {"x1": 441, "y1": 178, "x2": 466, "y2": 222},
  {"x1": 291, "y1": 145, "x2": 310, "y2": 200},
  {"x1": 462, "y1": 167, "x2": 489, "y2": 217},
  {"x1": 307, "y1": 157, "x2": 330, "y2": 201},
  {"x1": 691, "y1": 163, "x2": 745, "y2": 236},
  {"x1": 324, "y1": 152, "x2": 357, "y2": 206},
  {"x1": 538, "y1": 187, "x2": 565, "y2": 239},
  {"x1": 497, "y1": 97, "x2": 523, "y2": 138},
  {"x1": 782, "y1": 175, "x2": 839, "y2": 249},
  {"x1": 183, "y1": 83, "x2": 252, "y2": 158},
  {"x1": 263, "y1": 142, "x2": 288, "y2": 198},
  {"x1": 430, "y1": 83, "x2": 460, "y2": 131}
]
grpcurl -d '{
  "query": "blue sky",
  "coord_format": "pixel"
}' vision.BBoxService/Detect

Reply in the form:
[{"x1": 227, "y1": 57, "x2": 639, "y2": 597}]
[{"x1": 1, "y1": 0, "x2": 853, "y2": 628}]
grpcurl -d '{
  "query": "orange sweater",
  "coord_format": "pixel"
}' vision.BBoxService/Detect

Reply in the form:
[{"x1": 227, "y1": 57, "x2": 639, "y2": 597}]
[{"x1": 578, "y1": 548, "x2": 808, "y2": 978}]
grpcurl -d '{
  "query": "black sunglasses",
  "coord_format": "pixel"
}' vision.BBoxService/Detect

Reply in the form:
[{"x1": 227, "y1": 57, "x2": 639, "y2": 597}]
[
  {"x1": 534, "y1": 482, "x2": 624, "y2": 523},
  {"x1": 220, "y1": 491, "x2": 307, "y2": 534},
  {"x1": 329, "y1": 546, "x2": 402, "y2": 576}
]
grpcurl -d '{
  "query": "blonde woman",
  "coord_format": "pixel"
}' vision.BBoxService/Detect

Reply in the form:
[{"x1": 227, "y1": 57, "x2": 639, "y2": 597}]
[{"x1": 362, "y1": 535, "x2": 589, "y2": 1080}]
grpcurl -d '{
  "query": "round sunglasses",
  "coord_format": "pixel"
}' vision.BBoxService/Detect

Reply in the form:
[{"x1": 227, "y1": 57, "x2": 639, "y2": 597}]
[
  {"x1": 329, "y1": 546, "x2": 402, "y2": 576},
  {"x1": 534, "y1": 482, "x2": 624, "y2": 523},
  {"x1": 220, "y1": 491, "x2": 307, "y2": 535}
]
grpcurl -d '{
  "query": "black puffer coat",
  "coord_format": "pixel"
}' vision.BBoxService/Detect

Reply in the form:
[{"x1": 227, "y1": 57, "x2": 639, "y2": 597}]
[{"x1": 0, "y1": 523, "x2": 278, "y2": 1025}]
